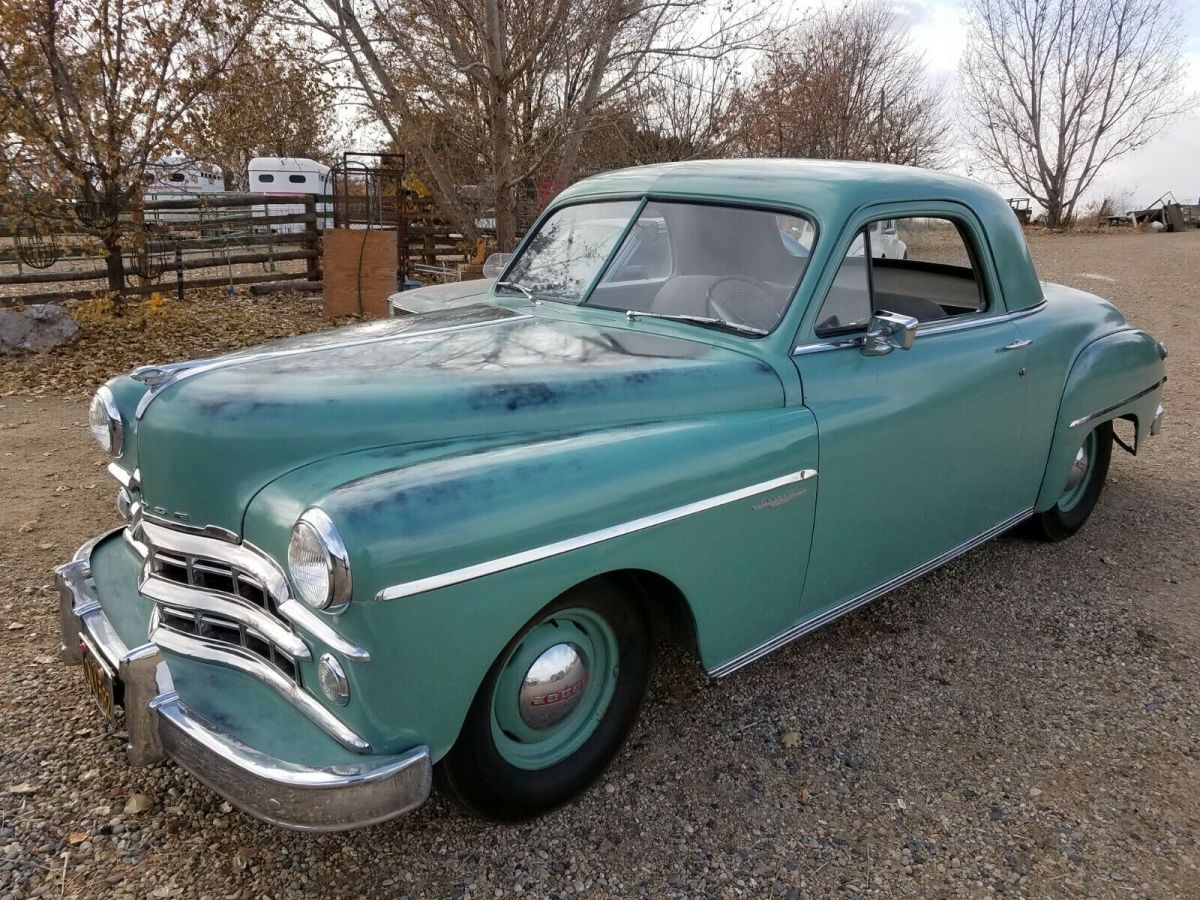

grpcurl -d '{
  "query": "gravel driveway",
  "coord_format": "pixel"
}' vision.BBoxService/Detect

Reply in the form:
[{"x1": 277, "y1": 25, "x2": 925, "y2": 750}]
[{"x1": 0, "y1": 231, "x2": 1196, "y2": 898}]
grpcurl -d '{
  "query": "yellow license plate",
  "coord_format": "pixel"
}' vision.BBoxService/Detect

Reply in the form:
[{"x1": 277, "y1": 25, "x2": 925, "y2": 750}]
[{"x1": 81, "y1": 644, "x2": 117, "y2": 720}]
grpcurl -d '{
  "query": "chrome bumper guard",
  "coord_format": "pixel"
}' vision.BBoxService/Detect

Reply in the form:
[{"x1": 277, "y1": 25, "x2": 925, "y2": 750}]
[{"x1": 55, "y1": 533, "x2": 432, "y2": 831}]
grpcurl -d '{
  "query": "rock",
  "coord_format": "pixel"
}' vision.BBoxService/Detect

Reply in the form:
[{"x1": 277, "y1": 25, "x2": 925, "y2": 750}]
[
  {"x1": 124, "y1": 794, "x2": 154, "y2": 814},
  {"x1": 0, "y1": 304, "x2": 80, "y2": 354}
]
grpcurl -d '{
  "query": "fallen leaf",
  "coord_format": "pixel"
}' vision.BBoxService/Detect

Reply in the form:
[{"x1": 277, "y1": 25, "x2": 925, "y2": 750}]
[
  {"x1": 34, "y1": 656, "x2": 55, "y2": 665},
  {"x1": 18, "y1": 521, "x2": 37, "y2": 533},
  {"x1": 781, "y1": 731, "x2": 802, "y2": 749},
  {"x1": 37, "y1": 542, "x2": 56, "y2": 551},
  {"x1": 7, "y1": 623, "x2": 24, "y2": 631},
  {"x1": 797, "y1": 787, "x2": 812, "y2": 805},
  {"x1": 67, "y1": 832, "x2": 89, "y2": 845},
  {"x1": 8, "y1": 783, "x2": 38, "y2": 795},
  {"x1": 897, "y1": 797, "x2": 908, "y2": 810}
]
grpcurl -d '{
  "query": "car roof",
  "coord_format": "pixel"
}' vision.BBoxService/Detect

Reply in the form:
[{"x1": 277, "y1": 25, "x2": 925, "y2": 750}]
[{"x1": 554, "y1": 159, "x2": 1043, "y2": 311}]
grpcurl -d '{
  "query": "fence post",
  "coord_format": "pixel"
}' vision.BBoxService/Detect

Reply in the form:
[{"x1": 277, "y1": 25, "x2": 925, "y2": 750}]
[
  {"x1": 175, "y1": 240, "x2": 184, "y2": 302},
  {"x1": 131, "y1": 184, "x2": 150, "y2": 292},
  {"x1": 304, "y1": 194, "x2": 321, "y2": 283}
]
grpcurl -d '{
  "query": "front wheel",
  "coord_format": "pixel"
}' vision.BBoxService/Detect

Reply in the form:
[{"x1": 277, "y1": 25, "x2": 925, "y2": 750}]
[
  {"x1": 1033, "y1": 420, "x2": 1113, "y2": 541},
  {"x1": 439, "y1": 580, "x2": 651, "y2": 821}
]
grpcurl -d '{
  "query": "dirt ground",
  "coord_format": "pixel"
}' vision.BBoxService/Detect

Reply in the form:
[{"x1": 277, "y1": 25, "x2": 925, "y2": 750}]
[{"x1": 0, "y1": 230, "x2": 1197, "y2": 898}]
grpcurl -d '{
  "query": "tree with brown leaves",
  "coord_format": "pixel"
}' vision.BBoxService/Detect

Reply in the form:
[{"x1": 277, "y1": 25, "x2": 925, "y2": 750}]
[
  {"x1": 179, "y1": 30, "x2": 338, "y2": 190},
  {"x1": 738, "y1": 1, "x2": 945, "y2": 167},
  {"x1": 0, "y1": 0, "x2": 264, "y2": 294}
]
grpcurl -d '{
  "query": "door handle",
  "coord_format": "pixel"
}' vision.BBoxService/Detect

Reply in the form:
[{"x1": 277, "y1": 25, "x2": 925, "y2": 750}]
[{"x1": 1000, "y1": 339, "x2": 1032, "y2": 351}]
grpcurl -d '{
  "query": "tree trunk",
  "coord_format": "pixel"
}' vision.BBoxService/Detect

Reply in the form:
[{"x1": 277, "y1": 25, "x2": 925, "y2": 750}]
[
  {"x1": 493, "y1": 111, "x2": 517, "y2": 250},
  {"x1": 103, "y1": 232, "x2": 125, "y2": 303},
  {"x1": 485, "y1": 0, "x2": 517, "y2": 250},
  {"x1": 1043, "y1": 195, "x2": 1065, "y2": 229}
]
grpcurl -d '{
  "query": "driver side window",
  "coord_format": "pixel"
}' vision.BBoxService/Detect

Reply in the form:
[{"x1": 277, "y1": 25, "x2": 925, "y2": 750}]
[{"x1": 814, "y1": 216, "x2": 987, "y2": 338}]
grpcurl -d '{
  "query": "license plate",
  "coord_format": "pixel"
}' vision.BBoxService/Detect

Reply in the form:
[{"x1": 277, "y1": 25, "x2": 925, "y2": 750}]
[{"x1": 81, "y1": 643, "x2": 117, "y2": 720}]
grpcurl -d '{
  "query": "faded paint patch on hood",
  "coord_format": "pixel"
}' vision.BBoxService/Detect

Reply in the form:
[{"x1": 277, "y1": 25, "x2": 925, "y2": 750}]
[{"x1": 134, "y1": 305, "x2": 783, "y2": 531}]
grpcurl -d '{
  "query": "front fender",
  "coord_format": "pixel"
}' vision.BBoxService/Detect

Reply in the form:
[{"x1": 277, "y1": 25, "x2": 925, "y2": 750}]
[
  {"x1": 244, "y1": 410, "x2": 818, "y2": 759},
  {"x1": 1035, "y1": 329, "x2": 1165, "y2": 511}
]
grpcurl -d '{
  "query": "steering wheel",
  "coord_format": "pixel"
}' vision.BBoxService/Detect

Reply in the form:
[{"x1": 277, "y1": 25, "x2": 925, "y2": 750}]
[{"x1": 705, "y1": 275, "x2": 782, "y2": 333}]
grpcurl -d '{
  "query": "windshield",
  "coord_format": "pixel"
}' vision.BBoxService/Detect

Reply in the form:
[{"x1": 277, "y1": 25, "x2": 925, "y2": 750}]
[
  {"x1": 498, "y1": 200, "x2": 638, "y2": 302},
  {"x1": 500, "y1": 199, "x2": 815, "y2": 335}
]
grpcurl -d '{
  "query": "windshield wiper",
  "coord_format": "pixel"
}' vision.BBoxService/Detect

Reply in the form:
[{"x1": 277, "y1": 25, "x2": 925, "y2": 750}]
[
  {"x1": 495, "y1": 280, "x2": 535, "y2": 301},
  {"x1": 625, "y1": 310, "x2": 767, "y2": 336}
]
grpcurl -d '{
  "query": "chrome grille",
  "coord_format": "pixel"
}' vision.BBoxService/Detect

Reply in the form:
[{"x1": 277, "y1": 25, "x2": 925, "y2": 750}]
[
  {"x1": 155, "y1": 606, "x2": 298, "y2": 682},
  {"x1": 150, "y1": 549, "x2": 276, "y2": 616},
  {"x1": 119, "y1": 513, "x2": 372, "y2": 754},
  {"x1": 132, "y1": 518, "x2": 308, "y2": 685}
]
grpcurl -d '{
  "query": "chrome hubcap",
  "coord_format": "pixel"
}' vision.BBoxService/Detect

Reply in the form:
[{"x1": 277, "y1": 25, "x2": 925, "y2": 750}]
[
  {"x1": 519, "y1": 642, "x2": 590, "y2": 730},
  {"x1": 1063, "y1": 444, "x2": 1090, "y2": 495}
]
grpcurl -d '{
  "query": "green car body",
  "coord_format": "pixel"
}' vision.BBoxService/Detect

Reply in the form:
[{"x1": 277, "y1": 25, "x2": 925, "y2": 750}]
[{"x1": 57, "y1": 160, "x2": 1167, "y2": 830}]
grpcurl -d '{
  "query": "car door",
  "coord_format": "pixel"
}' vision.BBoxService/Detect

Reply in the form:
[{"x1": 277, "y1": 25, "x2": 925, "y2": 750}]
[{"x1": 794, "y1": 206, "x2": 1035, "y2": 616}]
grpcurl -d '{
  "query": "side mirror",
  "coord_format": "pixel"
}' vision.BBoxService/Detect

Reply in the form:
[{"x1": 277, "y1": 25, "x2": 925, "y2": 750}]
[{"x1": 861, "y1": 311, "x2": 918, "y2": 356}]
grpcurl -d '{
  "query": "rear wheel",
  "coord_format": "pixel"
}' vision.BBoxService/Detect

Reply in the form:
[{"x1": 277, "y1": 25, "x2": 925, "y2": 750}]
[
  {"x1": 1033, "y1": 420, "x2": 1113, "y2": 541},
  {"x1": 439, "y1": 580, "x2": 651, "y2": 821}
]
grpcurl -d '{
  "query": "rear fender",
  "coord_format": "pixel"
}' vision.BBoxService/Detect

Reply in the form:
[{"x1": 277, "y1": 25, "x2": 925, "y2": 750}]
[{"x1": 1035, "y1": 330, "x2": 1165, "y2": 511}]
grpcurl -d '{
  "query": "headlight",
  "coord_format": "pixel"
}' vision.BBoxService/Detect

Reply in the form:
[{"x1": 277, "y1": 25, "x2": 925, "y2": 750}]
[
  {"x1": 287, "y1": 508, "x2": 352, "y2": 610},
  {"x1": 88, "y1": 386, "x2": 123, "y2": 456}
]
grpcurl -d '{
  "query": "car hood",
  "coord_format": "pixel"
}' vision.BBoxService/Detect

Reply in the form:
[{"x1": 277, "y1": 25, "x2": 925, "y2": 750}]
[{"x1": 130, "y1": 304, "x2": 784, "y2": 532}]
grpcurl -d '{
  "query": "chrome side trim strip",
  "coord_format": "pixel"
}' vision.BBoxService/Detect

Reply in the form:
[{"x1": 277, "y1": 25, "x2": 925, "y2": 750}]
[
  {"x1": 707, "y1": 506, "x2": 1034, "y2": 678},
  {"x1": 141, "y1": 574, "x2": 311, "y2": 660},
  {"x1": 375, "y1": 469, "x2": 820, "y2": 602},
  {"x1": 151, "y1": 624, "x2": 371, "y2": 754},
  {"x1": 133, "y1": 313, "x2": 530, "y2": 419},
  {"x1": 792, "y1": 300, "x2": 1047, "y2": 356},
  {"x1": 1068, "y1": 378, "x2": 1166, "y2": 429}
]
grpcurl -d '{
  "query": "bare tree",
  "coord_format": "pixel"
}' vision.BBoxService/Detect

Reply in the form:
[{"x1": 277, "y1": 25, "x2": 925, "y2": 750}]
[
  {"x1": 0, "y1": 0, "x2": 263, "y2": 295},
  {"x1": 961, "y1": 0, "x2": 1191, "y2": 228},
  {"x1": 737, "y1": 1, "x2": 945, "y2": 167},
  {"x1": 285, "y1": 0, "x2": 773, "y2": 249}
]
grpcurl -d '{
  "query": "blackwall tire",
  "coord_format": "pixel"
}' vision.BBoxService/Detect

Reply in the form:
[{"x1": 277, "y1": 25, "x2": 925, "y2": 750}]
[
  {"x1": 438, "y1": 579, "x2": 651, "y2": 821},
  {"x1": 1033, "y1": 420, "x2": 1114, "y2": 541}
]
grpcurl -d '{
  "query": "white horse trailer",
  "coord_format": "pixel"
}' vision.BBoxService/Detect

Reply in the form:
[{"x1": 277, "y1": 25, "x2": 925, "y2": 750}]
[
  {"x1": 142, "y1": 152, "x2": 225, "y2": 224},
  {"x1": 247, "y1": 157, "x2": 333, "y2": 233}
]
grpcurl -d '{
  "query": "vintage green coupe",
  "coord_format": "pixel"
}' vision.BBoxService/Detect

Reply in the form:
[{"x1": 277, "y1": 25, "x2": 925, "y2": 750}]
[{"x1": 57, "y1": 160, "x2": 1167, "y2": 830}]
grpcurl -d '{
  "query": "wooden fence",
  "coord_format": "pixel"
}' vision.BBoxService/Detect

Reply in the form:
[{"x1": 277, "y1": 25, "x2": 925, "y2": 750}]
[{"x1": 0, "y1": 192, "x2": 471, "y2": 307}]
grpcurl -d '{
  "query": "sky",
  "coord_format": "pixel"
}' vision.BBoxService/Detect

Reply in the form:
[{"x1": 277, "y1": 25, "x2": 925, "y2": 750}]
[{"x1": 888, "y1": 0, "x2": 1200, "y2": 208}]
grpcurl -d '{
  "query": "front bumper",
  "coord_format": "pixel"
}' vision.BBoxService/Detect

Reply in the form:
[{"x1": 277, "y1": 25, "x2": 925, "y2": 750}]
[{"x1": 55, "y1": 531, "x2": 432, "y2": 831}]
